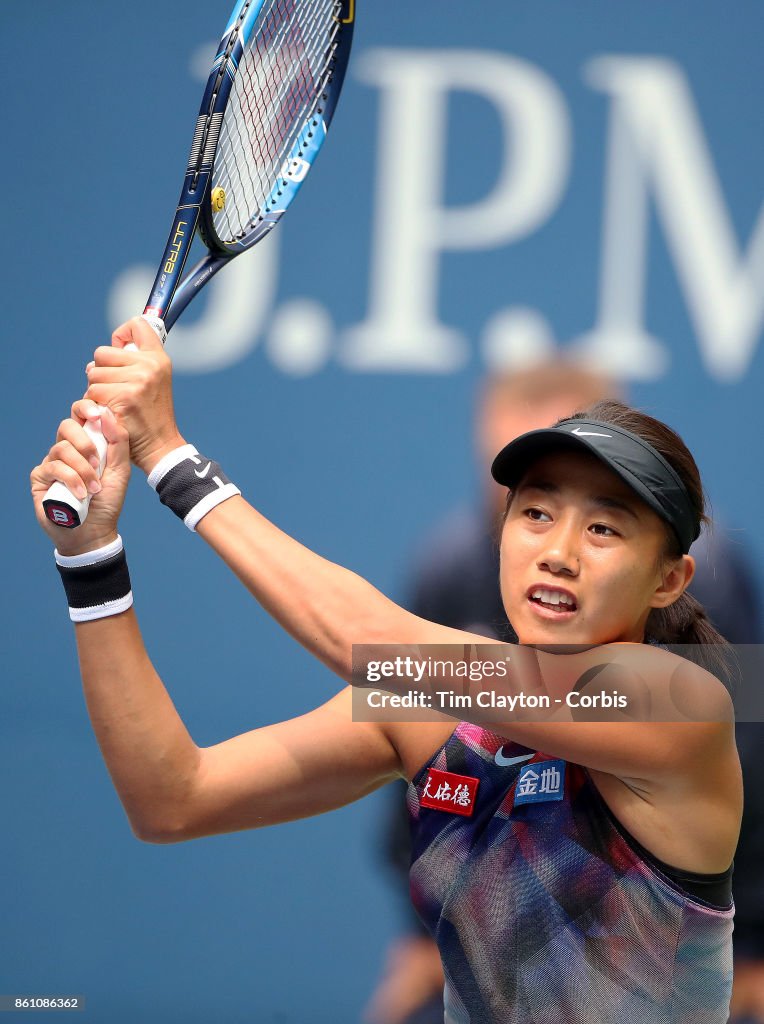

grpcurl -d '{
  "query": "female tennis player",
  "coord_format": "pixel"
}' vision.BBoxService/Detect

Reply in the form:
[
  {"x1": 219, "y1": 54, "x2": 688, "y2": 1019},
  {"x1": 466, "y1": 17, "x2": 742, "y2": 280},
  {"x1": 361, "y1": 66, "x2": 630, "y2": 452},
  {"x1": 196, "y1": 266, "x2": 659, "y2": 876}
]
[{"x1": 31, "y1": 318, "x2": 741, "y2": 1023}]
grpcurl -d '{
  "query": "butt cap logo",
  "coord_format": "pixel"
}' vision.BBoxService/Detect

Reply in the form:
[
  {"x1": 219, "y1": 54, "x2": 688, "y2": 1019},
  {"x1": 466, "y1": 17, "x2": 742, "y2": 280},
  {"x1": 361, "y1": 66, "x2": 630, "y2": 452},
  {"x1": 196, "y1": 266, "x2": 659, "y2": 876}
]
[{"x1": 46, "y1": 505, "x2": 76, "y2": 528}]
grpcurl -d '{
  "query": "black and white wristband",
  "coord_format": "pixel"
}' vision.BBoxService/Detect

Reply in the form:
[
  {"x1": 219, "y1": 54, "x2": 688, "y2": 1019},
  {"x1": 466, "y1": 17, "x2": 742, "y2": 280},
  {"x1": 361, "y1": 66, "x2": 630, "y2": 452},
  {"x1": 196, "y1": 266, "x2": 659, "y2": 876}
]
[
  {"x1": 55, "y1": 536, "x2": 133, "y2": 623},
  {"x1": 147, "y1": 444, "x2": 241, "y2": 531}
]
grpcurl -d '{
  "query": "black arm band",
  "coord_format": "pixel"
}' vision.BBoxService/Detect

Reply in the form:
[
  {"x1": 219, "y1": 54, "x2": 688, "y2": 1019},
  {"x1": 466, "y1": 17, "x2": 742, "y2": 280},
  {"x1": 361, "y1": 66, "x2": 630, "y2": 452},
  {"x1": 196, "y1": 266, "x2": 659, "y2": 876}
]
[{"x1": 55, "y1": 537, "x2": 133, "y2": 622}]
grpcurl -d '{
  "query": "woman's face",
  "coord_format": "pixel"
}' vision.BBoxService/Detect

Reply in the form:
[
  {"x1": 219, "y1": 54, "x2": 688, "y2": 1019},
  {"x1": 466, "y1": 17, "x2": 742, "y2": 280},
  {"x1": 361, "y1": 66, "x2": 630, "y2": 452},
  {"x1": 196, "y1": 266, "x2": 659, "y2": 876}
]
[{"x1": 500, "y1": 450, "x2": 693, "y2": 646}]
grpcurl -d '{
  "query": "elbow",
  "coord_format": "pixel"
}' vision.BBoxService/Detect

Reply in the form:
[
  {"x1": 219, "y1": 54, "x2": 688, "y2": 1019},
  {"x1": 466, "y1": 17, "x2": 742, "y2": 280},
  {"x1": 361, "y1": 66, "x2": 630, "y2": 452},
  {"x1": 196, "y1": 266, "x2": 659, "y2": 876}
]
[
  {"x1": 131, "y1": 816, "x2": 193, "y2": 845},
  {"x1": 133, "y1": 825, "x2": 189, "y2": 845},
  {"x1": 133, "y1": 830, "x2": 165, "y2": 844}
]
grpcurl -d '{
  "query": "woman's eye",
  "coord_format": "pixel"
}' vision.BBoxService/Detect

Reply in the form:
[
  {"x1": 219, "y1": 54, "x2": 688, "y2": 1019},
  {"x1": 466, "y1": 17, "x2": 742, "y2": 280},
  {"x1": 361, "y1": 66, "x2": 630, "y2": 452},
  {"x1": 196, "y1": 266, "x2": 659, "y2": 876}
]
[
  {"x1": 526, "y1": 508, "x2": 551, "y2": 522},
  {"x1": 591, "y1": 523, "x2": 617, "y2": 537}
]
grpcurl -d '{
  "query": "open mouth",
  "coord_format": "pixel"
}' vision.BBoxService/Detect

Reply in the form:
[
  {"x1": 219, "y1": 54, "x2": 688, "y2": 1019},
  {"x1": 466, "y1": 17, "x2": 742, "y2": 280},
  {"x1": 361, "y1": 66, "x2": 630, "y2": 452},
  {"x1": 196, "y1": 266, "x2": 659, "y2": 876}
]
[{"x1": 527, "y1": 587, "x2": 578, "y2": 614}]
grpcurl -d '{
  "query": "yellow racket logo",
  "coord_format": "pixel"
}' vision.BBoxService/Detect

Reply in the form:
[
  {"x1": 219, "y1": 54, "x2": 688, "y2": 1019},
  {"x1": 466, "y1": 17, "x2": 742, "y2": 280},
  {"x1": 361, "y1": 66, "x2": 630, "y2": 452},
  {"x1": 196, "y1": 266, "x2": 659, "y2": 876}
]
[
  {"x1": 163, "y1": 220, "x2": 187, "y2": 275},
  {"x1": 211, "y1": 187, "x2": 226, "y2": 212}
]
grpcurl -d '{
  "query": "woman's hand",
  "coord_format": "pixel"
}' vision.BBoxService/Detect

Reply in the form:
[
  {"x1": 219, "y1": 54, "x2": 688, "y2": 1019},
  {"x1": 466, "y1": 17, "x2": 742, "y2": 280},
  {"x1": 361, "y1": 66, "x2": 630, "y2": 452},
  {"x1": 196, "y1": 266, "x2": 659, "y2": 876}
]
[
  {"x1": 31, "y1": 404, "x2": 131, "y2": 556},
  {"x1": 85, "y1": 317, "x2": 185, "y2": 475}
]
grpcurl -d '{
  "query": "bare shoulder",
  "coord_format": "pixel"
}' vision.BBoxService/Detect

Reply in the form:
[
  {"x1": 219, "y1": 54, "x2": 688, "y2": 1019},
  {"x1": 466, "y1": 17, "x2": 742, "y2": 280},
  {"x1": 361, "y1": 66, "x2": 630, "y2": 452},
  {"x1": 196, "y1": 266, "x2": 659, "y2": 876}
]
[
  {"x1": 591, "y1": 647, "x2": 742, "y2": 871},
  {"x1": 586, "y1": 642, "x2": 735, "y2": 725}
]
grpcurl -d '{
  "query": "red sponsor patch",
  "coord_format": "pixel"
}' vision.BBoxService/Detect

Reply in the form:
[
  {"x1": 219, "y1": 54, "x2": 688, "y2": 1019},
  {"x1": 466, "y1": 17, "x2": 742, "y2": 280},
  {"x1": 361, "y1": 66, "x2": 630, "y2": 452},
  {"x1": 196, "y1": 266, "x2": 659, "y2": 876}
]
[{"x1": 420, "y1": 768, "x2": 479, "y2": 817}]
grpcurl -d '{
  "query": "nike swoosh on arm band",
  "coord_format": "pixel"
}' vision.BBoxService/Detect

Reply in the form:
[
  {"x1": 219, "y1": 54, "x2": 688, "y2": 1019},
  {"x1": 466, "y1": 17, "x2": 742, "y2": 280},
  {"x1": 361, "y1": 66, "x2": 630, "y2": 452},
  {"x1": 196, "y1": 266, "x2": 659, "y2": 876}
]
[
  {"x1": 148, "y1": 444, "x2": 241, "y2": 531},
  {"x1": 491, "y1": 418, "x2": 700, "y2": 554}
]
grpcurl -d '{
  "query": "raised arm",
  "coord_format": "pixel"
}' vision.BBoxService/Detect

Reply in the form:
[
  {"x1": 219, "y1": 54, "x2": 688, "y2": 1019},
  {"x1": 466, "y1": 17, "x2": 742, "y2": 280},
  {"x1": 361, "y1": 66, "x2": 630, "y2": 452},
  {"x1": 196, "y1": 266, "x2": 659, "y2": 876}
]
[
  {"x1": 82, "y1": 319, "x2": 464, "y2": 681},
  {"x1": 31, "y1": 406, "x2": 400, "y2": 843}
]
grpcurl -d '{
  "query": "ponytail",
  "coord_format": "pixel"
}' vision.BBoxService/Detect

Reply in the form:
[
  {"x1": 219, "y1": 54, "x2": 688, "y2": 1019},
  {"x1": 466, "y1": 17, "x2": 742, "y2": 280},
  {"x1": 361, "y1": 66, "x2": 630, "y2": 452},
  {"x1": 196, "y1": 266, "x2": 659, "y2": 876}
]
[
  {"x1": 646, "y1": 592, "x2": 737, "y2": 688},
  {"x1": 646, "y1": 591, "x2": 722, "y2": 648}
]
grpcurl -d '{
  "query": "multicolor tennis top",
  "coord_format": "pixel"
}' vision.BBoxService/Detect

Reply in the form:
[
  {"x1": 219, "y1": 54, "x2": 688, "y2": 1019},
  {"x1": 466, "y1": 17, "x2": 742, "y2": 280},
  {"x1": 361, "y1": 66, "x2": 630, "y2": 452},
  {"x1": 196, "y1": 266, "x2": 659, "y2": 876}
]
[{"x1": 407, "y1": 721, "x2": 734, "y2": 1024}]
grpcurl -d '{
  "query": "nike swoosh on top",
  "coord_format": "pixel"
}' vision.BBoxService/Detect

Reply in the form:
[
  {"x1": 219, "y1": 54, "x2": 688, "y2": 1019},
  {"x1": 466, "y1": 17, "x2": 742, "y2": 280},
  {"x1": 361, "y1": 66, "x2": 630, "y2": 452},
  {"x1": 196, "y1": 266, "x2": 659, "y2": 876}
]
[
  {"x1": 570, "y1": 427, "x2": 611, "y2": 437},
  {"x1": 194, "y1": 462, "x2": 212, "y2": 479},
  {"x1": 494, "y1": 749, "x2": 535, "y2": 767}
]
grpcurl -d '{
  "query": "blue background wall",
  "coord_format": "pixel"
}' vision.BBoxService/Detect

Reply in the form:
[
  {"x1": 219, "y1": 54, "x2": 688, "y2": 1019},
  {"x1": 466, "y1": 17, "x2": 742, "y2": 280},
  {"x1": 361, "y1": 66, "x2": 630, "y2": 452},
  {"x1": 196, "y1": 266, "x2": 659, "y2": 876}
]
[{"x1": 2, "y1": 1, "x2": 764, "y2": 1020}]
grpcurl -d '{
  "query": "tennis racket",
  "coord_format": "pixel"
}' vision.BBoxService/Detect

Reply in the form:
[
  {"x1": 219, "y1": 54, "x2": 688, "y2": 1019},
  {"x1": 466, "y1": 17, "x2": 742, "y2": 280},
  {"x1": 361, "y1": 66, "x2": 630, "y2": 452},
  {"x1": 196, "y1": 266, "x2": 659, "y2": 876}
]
[{"x1": 43, "y1": 0, "x2": 355, "y2": 528}]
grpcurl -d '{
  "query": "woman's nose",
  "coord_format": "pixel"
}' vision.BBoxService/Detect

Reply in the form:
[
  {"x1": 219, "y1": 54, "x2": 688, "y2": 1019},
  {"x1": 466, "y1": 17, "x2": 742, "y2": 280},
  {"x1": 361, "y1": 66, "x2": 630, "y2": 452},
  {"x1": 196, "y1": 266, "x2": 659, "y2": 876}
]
[{"x1": 537, "y1": 522, "x2": 580, "y2": 576}]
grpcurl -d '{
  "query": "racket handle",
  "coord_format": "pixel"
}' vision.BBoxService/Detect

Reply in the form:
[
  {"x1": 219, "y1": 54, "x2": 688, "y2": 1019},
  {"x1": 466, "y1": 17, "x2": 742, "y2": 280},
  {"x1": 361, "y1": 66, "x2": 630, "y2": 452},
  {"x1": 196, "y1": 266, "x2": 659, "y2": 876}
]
[
  {"x1": 141, "y1": 314, "x2": 167, "y2": 345},
  {"x1": 41, "y1": 316, "x2": 166, "y2": 529}
]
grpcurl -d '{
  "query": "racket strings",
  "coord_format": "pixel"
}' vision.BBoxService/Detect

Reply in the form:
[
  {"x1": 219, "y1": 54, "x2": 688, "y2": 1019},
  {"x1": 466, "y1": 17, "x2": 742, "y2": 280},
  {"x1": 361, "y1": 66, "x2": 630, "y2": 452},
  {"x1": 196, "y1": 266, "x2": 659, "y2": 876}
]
[
  {"x1": 215, "y1": 6, "x2": 326, "y2": 240},
  {"x1": 236, "y1": 2, "x2": 334, "y2": 206},
  {"x1": 213, "y1": 0, "x2": 341, "y2": 244}
]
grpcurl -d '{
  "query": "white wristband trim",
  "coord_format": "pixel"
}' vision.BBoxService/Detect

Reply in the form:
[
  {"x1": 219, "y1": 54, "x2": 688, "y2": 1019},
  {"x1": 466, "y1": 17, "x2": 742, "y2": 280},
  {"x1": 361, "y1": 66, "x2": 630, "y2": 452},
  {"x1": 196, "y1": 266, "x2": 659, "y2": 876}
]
[
  {"x1": 55, "y1": 535, "x2": 123, "y2": 568},
  {"x1": 184, "y1": 484, "x2": 242, "y2": 532},
  {"x1": 147, "y1": 444, "x2": 199, "y2": 491},
  {"x1": 69, "y1": 591, "x2": 134, "y2": 623}
]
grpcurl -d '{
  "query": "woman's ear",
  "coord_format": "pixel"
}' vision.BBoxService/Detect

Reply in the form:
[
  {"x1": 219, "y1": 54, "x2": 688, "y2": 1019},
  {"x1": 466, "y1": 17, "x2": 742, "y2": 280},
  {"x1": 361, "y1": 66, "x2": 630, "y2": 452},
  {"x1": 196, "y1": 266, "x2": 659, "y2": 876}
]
[{"x1": 650, "y1": 553, "x2": 695, "y2": 609}]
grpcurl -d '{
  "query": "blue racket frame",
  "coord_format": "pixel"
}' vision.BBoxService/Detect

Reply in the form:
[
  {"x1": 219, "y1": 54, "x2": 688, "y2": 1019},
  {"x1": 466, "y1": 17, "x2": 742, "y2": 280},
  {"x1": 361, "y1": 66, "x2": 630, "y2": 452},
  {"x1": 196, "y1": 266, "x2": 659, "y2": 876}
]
[{"x1": 144, "y1": 0, "x2": 355, "y2": 330}]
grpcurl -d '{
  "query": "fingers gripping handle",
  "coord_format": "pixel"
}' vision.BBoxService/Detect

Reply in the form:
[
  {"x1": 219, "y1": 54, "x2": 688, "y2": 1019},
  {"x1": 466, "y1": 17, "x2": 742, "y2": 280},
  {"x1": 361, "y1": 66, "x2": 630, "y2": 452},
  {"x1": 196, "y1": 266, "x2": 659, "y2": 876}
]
[
  {"x1": 42, "y1": 418, "x2": 109, "y2": 528},
  {"x1": 41, "y1": 316, "x2": 166, "y2": 529}
]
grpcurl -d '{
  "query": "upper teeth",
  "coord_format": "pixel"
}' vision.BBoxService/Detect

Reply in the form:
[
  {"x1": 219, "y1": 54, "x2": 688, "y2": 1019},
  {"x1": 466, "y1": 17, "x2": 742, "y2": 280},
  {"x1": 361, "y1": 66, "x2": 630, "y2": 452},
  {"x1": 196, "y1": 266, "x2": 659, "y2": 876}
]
[{"x1": 532, "y1": 588, "x2": 574, "y2": 606}]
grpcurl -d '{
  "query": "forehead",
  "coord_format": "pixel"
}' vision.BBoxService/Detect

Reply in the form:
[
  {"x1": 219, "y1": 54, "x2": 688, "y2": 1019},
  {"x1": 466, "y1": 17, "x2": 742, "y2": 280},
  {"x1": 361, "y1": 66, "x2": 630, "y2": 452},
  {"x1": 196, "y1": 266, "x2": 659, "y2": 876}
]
[{"x1": 515, "y1": 449, "x2": 640, "y2": 506}]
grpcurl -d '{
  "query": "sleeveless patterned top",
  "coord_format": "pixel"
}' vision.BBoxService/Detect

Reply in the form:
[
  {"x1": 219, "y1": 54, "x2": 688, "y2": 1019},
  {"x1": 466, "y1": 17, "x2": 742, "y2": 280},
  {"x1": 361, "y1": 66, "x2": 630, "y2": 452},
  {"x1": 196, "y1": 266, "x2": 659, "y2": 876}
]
[{"x1": 407, "y1": 721, "x2": 734, "y2": 1024}]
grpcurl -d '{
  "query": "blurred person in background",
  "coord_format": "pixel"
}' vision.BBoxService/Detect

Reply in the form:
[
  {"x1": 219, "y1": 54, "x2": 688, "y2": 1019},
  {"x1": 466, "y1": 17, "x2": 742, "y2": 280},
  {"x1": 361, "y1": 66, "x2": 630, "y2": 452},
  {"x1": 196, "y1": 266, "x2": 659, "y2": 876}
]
[{"x1": 364, "y1": 359, "x2": 764, "y2": 1024}]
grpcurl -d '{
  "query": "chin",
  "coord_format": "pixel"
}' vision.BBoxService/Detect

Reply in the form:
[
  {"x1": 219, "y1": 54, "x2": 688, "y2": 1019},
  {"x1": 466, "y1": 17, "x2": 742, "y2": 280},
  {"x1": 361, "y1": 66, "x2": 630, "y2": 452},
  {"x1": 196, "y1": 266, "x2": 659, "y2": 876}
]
[{"x1": 514, "y1": 616, "x2": 607, "y2": 648}]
